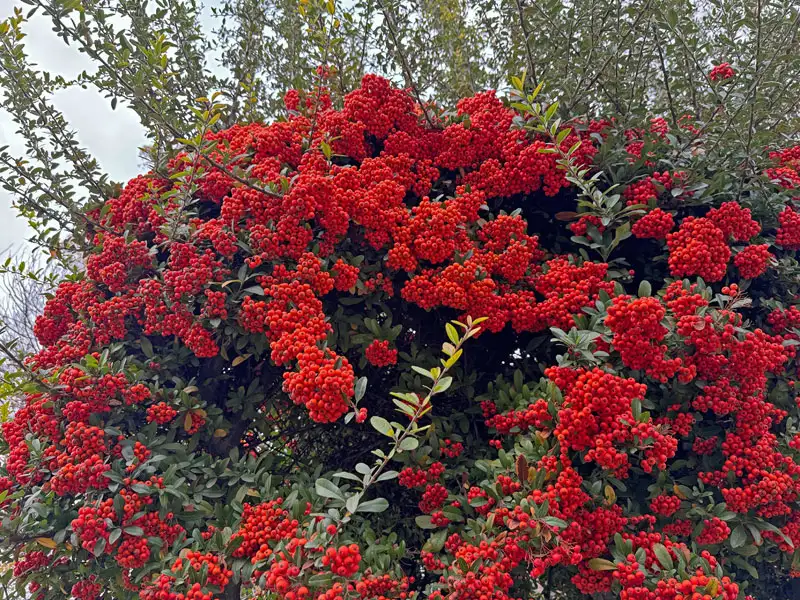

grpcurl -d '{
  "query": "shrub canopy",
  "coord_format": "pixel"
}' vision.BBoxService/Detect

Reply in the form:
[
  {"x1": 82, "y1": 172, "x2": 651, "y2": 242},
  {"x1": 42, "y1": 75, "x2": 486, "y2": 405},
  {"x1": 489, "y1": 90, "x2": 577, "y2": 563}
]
[{"x1": 3, "y1": 71, "x2": 800, "y2": 600}]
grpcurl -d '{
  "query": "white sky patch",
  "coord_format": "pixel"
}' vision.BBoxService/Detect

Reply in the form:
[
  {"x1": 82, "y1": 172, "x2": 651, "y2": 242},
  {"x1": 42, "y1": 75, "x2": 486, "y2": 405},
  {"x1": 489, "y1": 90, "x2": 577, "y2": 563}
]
[{"x1": 0, "y1": 1, "x2": 224, "y2": 254}]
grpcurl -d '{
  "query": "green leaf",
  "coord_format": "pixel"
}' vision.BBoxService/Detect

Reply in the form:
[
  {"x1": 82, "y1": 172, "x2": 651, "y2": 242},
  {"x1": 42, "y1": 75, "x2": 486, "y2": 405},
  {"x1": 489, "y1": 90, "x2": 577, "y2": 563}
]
[
  {"x1": 445, "y1": 323, "x2": 459, "y2": 344},
  {"x1": 308, "y1": 573, "x2": 334, "y2": 587},
  {"x1": 587, "y1": 558, "x2": 617, "y2": 571},
  {"x1": 376, "y1": 470, "x2": 398, "y2": 482},
  {"x1": 542, "y1": 516, "x2": 568, "y2": 529},
  {"x1": 354, "y1": 377, "x2": 367, "y2": 402},
  {"x1": 652, "y1": 543, "x2": 673, "y2": 570},
  {"x1": 638, "y1": 280, "x2": 652, "y2": 297},
  {"x1": 315, "y1": 478, "x2": 344, "y2": 501},
  {"x1": 758, "y1": 520, "x2": 795, "y2": 548},
  {"x1": 412, "y1": 365, "x2": 434, "y2": 379},
  {"x1": 730, "y1": 525, "x2": 747, "y2": 548},
  {"x1": 423, "y1": 529, "x2": 448, "y2": 553},
  {"x1": 556, "y1": 127, "x2": 572, "y2": 144},
  {"x1": 357, "y1": 498, "x2": 389, "y2": 513},
  {"x1": 320, "y1": 140, "x2": 332, "y2": 159},
  {"x1": 346, "y1": 494, "x2": 360, "y2": 514},
  {"x1": 370, "y1": 416, "x2": 394, "y2": 437},
  {"x1": 665, "y1": 8, "x2": 678, "y2": 28},
  {"x1": 746, "y1": 523, "x2": 762, "y2": 546},
  {"x1": 432, "y1": 377, "x2": 452, "y2": 394},
  {"x1": 109, "y1": 529, "x2": 122, "y2": 545},
  {"x1": 398, "y1": 437, "x2": 418, "y2": 451},
  {"x1": 731, "y1": 556, "x2": 758, "y2": 579},
  {"x1": 733, "y1": 544, "x2": 758, "y2": 557},
  {"x1": 631, "y1": 399, "x2": 642, "y2": 421},
  {"x1": 611, "y1": 221, "x2": 631, "y2": 250},
  {"x1": 393, "y1": 398, "x2": 417, "y2": 417},
  {"x1": 544, "y1": 102, "x2": 559, "y2": 122},
  {"x1": 415, "y1": 515, "x2": 436, "y2": 529}
]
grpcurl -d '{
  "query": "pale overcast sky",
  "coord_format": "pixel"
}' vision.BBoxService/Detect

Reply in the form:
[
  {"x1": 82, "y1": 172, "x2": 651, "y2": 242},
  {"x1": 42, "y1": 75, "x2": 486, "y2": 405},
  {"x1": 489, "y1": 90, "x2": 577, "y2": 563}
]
[{"x1": 0, "y1": 2, "x2": 222, "y2": 254}]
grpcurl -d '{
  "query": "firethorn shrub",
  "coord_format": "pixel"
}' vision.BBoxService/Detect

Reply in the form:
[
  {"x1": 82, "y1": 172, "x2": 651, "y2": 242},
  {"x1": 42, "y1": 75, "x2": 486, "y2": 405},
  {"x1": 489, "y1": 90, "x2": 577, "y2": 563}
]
[{"x1": 4, "y1": 74, "x2": 800, "y2": 600}]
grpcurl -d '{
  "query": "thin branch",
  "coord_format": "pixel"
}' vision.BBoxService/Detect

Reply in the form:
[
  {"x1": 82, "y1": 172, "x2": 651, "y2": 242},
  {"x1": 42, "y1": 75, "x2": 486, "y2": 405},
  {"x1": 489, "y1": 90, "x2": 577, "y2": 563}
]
[
  {"x1": 702, "y1": 9, "x2": 800, "y2": 157},
  {"x1": 626, "y1": 16, "x2": 653, "y2": 114},
  {"x1": 513, "y1": 0, "x2": 538, "y2": 88},
  {"x1": 375, "y1": 0, "x2": 437, "y2": 129},
  {"x1": 306, "y1": 13, "x2": 336, "y2": 146},
  {"x1": 653, "y1": 25, "x2": 679, "y2": 129},
  {"x1": 0, "y1": 29, "x2": 108, "y2": 201},
  {"x1": 0, "y1": 155, "x2": 111, "y2": 234},
  {"x1": 566, "y1": 0, "x2": 653, "y2": 113},
  {"x1": 356, "y1": 0, "x2": 374, "y2": 78},
  {"x1": 739, "y1": 0, "x2": 763, "y2": 202},
  {"x1": 766, "y1": 92, "x2": 800, "y2": 136},
  {"x1": 598, "y1": 80, "x2": 626, "y2": 115},
  {"x1": 31, "y1": 0, "x2": 283, "y2": 201},
  {"x1": 752, "y1": 6, "x2": 800, "y2": 130},
  {"x1": 0, "y1": 338, "x2": 56, "y2": 394}
]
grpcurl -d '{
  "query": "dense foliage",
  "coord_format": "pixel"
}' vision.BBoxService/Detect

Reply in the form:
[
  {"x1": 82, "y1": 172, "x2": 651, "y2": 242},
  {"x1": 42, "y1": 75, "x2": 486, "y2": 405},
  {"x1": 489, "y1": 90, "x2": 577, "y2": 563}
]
[
  {"x1": 4, "y1": 65, "x2": 800, "y2": 600},
  {"x1": 2, "y1": 0, "x2": 800, "y2": 261}
]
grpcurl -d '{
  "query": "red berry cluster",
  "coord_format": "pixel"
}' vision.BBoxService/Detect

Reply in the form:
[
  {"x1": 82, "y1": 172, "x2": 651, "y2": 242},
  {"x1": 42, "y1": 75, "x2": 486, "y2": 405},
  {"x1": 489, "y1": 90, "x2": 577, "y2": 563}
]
[
  {"x1": 364, "y1": 340, "x2": 398, "y2": 367},
  {"x1": 552, "y1": 368, "x2": 677, "y2": 477},
  {"x1": 71, "y1": 576, "x2": 101, "y2": 600},
  {"x1": 172, "y1": 551, "x2": 232, "y2": 588},
  {"x1": 146, "y1": 402, "x2": 178, "y2": 424},
  {"x1": 419, "y1": 483, "x2": 449, "y2": 513},
  {"x1": 606, "y1": 295, "x2": 684, "y2": 382},
  {"x1": 484, "y1": 400, "x2": 552, "y2": 435},
  {"x1": 13, "y1": 551, "x2": 51, "y2": 577},
  {"x1": 322, "y1": 544, "x2": 361, "y2": 578},
  {"x1": 231, "y1": 499, "x2": 300, "y2": 561},
  {"x1": 440, "y1": 439, "x2": 464, "y2": 458},
  {"x1": 709, "y1": 62, "x2": 735, "y2": 81},
  {"x1": 649, "y1": 494, "x2": 681, "y2": 517},
  {"x1": 632, "y1": 208, "x2": 674, "y2": 239},
  {"x1": 777, "y1": 207, "x2": 800, "y2": 248},
  {"x1": 707, "y1": 201, "x2": 760, "y2": 242},
  {"x1": 568, "y1": 215, "x2": 605, "y2": 236},
  {"x1": 766, "y1": 145, "x2": 800, "y2": 188},
  {"x1": 734, "y1": 244, "x2": 771, "y2": 279},
  {"x1": 71, "y1": 499, "x2": 116, "y2": 552},
  {"x1": 623, "y1": 178, "x2": 658, "y2": 206},
  {"x1": 667, "y1": 217, "x2": 731, "y2": 282},
  {"x1": 12, "y1": 73, "x2": 800, "y2": 600},
  {"x1": 695, "y1": 517, "x2": 731, "y2": 545},
  {"x1": 351, "y1": 574, "x2": 413, "y2": 599}
]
